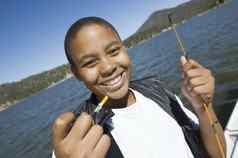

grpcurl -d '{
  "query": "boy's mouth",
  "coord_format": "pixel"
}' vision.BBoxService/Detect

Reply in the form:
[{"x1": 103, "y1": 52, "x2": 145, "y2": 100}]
[{"x1": 100, "y1": 71, "x2": 126, "y2": 92}]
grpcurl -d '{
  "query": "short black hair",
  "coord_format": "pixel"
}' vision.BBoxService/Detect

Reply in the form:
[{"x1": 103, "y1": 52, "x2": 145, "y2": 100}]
[{"x1": 64, "y1": 16, "x2": 121, "y2": 67}]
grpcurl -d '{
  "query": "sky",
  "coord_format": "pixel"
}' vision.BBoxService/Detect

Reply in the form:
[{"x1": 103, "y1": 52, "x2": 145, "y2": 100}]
[{"x1": 0, "y1": 0, "x2": 189, "y2": 84}]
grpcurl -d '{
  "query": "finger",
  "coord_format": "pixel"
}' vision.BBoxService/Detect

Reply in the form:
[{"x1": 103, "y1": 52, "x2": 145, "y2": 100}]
[
  {"x1": 93, "y1": 134, "x2": 111, "y2": 158},
  {"x1": 189, "y1": 76, "x2": 208, "y2": 88},
  {"x1": 181, "y1": 72, "x2": 185, "y2": 79},
  {"x1": 83, "y1": 125, "x2": 104, "y2": 150},
  {"x1": 192, "y1": 84, "x2": 211, "y2": 95},
  {"x1": 201, "y1": 94, "x2": 213, "y2": 103},
  {"x1": 181, "y1": 82, "x2": 191, "y2": 98},
  {"x1": 52, "y1": 112, "x2": 75, "y2": 145},
  {"x1": 182, "y1": 76, "x2": 193, "y2": 92},
  {"x1": 187, "y1": 59, "x2": 203, "y2": 68},
  {"x1": 66, "y1": 112, "x2": 92, "y2": 140},
  {"x1": 186, "y1": 68, "x2": 209, "y2": 78},
  {"x1": 181, "y1": 81, "x2": 197, "y2": 99}
]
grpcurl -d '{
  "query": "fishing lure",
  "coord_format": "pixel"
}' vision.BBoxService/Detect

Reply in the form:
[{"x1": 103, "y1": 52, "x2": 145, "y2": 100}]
[{"x1": 94, "y1": 96, "x2": 109, "y2": 113}]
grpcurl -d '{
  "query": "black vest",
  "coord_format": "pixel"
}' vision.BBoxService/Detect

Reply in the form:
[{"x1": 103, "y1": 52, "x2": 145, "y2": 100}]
[{"x1": 74, "y1": 76, "x2": 210, "y2": 158}]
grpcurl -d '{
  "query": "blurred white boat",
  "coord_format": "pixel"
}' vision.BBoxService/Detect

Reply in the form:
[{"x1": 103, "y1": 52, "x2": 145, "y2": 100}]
[{"x1": 225, "y1": 101, "x2": 238, "y2": 158}]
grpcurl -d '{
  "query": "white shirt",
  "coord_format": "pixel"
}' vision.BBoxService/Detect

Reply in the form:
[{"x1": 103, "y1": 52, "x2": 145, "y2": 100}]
[{"x1": 110, "y1": 89, "x2": 198, "y2": 158}]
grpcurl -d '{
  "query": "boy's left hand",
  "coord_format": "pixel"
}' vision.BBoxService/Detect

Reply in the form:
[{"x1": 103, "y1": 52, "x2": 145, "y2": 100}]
[{"x1": 180, "y1": 56, "x2": 215, "y2": 112}]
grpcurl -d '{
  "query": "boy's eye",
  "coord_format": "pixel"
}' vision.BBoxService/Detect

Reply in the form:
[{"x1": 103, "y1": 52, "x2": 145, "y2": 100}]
[
  {"x1": 82, "y1": 59, "x2": 97, "y2": 68},
  {"x1": 109, "y1": 47, "x2": 120, "y2": 56}
]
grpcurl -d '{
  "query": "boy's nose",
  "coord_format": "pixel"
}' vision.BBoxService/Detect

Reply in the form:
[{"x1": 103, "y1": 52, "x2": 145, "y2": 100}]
[{"x1": 99, "y1": 60, "x2": 116, "y2": 77}]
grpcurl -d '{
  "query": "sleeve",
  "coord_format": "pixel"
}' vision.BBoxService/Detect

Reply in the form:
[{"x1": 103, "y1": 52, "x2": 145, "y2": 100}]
[{"x1": 174, "y1": 95, "x2": 199, "y2": 125}]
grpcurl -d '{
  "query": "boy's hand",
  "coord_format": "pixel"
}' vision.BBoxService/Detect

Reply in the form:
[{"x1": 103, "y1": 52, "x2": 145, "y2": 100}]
[
  {"x1": 180, "y1": 56, "x2": 215, "y2": 112},
  {"x1": 52, "y1": 112, "x2": 111, "y2": 158}
]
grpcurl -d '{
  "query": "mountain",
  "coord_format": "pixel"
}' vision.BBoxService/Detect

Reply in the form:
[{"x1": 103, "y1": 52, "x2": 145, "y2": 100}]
[{"x1": 123, "y1": 0, "x2": 227, "y2": 47}]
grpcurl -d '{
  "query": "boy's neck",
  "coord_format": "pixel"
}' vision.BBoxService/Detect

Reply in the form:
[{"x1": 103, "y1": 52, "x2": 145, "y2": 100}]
[{"x1": 103, "y1": 89, "x2": 136, "y2": 109}]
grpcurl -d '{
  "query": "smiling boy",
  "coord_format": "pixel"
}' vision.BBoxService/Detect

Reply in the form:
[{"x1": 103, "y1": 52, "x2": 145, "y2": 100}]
[{"x1": 52, "y1": 17, "x2": 226, "y2": 158}]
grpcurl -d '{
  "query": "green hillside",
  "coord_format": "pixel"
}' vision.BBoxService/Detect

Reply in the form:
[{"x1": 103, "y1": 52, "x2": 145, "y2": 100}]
[{"x1": 123, "y1": 0, "x2": 227, "y2": 47}]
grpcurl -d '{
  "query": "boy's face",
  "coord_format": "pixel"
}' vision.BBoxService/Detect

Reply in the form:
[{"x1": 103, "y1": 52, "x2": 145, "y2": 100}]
[{"x1": 70, "y1": 24, "x2": 132, "y2": 100}]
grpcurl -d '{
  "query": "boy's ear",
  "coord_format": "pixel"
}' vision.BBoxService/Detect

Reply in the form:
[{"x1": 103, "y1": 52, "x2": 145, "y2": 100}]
[{"x1": 70, "y1": 65, "x2": 81, "y2": 81}]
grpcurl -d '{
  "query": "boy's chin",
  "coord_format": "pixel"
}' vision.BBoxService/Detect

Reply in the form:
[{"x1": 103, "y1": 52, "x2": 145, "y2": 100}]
[
  {"x1": 108, "y1": 88, "x2": 129, "y2": 100},
  {"x1": 100, "y1": 82, "x2": 129, "y2": 100}
]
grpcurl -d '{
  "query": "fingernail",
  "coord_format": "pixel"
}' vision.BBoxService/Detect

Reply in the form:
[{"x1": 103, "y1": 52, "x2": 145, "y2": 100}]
[{"x1": 181, "y1": 56, "x2": 187, "y2": 65}]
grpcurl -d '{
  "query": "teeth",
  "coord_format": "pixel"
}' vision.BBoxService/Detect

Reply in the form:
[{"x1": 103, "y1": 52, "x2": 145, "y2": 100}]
[{"x1": 105, "y1": 75, "x2": 121, "y2": 85}]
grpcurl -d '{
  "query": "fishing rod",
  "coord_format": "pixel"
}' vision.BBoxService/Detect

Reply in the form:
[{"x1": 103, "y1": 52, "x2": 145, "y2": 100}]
[{"x1": 168, "y1": 13, "x2": 225, "y2": 158}]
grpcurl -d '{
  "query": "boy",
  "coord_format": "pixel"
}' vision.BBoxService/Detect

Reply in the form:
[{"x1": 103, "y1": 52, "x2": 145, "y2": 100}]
[{"x1": 52, "y1": 17, "x2": 226, "y2": 158}]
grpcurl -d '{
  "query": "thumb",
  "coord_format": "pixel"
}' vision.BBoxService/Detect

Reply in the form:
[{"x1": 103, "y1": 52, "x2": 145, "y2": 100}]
[
  {"x1": 187, "y1": 59, "x2": 203, "y2": 68},
  {"x1": 180, "y1": 56, "x2": 187, "y2": 66},
  {"x1": 52, "y1": 112, "x2": 75, "y2": 145},
  {"x1": 180, "y1": 56, "x2": 191, "y2": 71}
]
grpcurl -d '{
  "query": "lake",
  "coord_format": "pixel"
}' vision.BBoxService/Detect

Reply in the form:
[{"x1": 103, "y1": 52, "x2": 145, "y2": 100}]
[{"x1": 0, "y1": 1, "x2": 238, "y2": 158}]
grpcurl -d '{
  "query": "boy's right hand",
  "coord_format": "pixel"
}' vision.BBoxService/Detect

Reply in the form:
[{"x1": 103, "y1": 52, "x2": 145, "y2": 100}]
[{"x1": 52, "y1": 112, "x2": 111, "y2": 158}]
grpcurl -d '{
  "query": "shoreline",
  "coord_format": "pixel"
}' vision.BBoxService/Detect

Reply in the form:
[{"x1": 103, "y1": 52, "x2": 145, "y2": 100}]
[{"x1": 0, "y1": 74, "x2": 73, "y2": 111}]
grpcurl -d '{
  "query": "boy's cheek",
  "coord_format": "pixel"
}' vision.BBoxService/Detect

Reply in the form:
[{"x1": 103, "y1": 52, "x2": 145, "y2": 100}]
[
  {"x1": 80, "y1": 69, "x2": 99, "y2": 85},
  {"x1": 117, "y1": 53, "x2": 131, "y2": 67}
]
